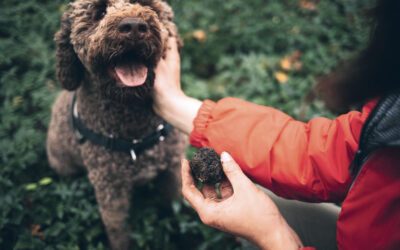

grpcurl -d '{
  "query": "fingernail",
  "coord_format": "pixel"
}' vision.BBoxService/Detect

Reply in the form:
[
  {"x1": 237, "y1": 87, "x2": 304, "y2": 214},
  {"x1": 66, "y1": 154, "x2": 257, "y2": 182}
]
[{"x1": 221, "y1": 152, "x2": 231, "y2": 163}]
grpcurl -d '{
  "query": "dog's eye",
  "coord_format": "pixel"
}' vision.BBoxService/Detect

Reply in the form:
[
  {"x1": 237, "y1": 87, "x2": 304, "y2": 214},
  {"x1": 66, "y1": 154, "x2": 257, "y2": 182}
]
[{"x1": 92, "y1": 4, "x2": 107, "y2": 21}]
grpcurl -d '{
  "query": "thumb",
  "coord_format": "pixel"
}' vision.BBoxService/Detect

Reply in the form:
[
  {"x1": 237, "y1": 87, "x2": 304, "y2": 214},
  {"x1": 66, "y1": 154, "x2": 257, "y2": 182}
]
[{"x1": 220, "y1": 152, "x2": 251, "y2": 191}]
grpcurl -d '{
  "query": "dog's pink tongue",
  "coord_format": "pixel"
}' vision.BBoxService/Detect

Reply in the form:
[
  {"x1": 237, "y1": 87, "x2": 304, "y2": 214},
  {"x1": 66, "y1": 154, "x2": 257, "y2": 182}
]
[{"x1": 115, "y1": 63, "x2": 148, "y2": 87}]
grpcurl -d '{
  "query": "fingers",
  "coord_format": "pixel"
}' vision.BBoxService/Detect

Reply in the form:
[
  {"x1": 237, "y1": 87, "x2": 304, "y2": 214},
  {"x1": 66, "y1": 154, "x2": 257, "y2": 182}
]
[
  {"x1": 154, "y1": 36, "x2": 181, "y2": 92},
  {"x1": 219, "y1": 181, "x2": 234, "y2": 199},
  {"x1": 181, "y1": 159, "x2": 222, "y2": 226},
  {"x1": 220, "y1": 152, "x2": 251, "y2": 191},
  {"x1": 165, "y1": 37, "x2": 180, "y2": 63},
  {"x1": 181, "y1": 159, "x2": 206, "y2": 210},
  {"x1": 201, "y1": 181, "x2": 233, "y2": 201},
  {"x1": 201, "y1": 185, "x2": 220, "y2": 201},
  {"x1": 167, "y1": 36, "x2": 178, "y2": 53}
]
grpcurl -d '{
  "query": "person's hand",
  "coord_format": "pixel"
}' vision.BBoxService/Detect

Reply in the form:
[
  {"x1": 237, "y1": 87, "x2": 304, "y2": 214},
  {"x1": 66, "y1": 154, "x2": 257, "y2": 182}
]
[
  {"x1": 181, "y1": 152, "x2": 303, "y2": 250},
  {"x1": 152, "y1": 37, "x2": 202, "y2": 135},
  {"x1": 153, "y1": 37, "x2": 184, "y2": 114}
]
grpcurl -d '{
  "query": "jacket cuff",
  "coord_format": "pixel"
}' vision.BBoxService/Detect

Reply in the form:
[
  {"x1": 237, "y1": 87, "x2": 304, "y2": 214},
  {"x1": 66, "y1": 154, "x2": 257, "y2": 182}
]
[{"x1": 189, "y1": 99, "x2": 216, "y2": 147}]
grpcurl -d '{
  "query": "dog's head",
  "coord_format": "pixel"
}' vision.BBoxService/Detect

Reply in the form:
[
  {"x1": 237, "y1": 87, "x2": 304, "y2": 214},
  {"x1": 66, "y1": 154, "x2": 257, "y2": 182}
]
[{"x1": 55, "y1": 0, "x2": 179, "y2": 104}]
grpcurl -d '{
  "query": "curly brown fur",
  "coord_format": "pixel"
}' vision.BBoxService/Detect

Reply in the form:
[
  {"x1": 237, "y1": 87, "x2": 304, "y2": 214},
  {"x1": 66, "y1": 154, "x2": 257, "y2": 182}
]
[
  {"x1": 47, "y1": 1, "x2": 185, "y2": 249},
  {"x1": 314, "y1": 0, "x2": 400, "y2": 113}
]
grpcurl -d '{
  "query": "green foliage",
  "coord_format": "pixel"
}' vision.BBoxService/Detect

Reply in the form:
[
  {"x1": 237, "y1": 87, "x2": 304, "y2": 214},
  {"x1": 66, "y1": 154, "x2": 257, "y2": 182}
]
[
  {"x1": 0, "y1": 0, "x2": 373, "y2": 249},
  {"x1": 174, "y1": 0, "x2": 374, "y2": 118}
]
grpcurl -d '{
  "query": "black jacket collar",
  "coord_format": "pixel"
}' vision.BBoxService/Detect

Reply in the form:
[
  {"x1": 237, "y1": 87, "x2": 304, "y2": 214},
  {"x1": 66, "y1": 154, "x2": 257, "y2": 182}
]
[{"x1": 351, "y1": 92, "x2": 400, "y2": 177}]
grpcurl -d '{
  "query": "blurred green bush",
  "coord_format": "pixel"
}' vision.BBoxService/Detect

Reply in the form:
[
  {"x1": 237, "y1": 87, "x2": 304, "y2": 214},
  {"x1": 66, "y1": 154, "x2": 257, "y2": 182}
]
[{"x1": 0, "y1": 0, "x2": 373, "y2": 249}]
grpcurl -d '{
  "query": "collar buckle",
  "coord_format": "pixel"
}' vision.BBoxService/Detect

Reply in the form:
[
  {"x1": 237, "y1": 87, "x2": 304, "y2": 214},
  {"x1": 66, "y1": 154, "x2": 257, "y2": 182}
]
[
  {"x1": 157, "y1": 124, "x2": 164, "y2": 132},
  {"x1": 130, "y1": 149, "x2": 137, "y2": 162}
]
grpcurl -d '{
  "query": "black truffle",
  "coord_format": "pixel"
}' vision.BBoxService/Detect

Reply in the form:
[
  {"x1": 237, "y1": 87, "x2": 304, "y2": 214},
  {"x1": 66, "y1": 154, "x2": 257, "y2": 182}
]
[{"x1": 189, "y1": 148, "x2": 225, "y2": 184}]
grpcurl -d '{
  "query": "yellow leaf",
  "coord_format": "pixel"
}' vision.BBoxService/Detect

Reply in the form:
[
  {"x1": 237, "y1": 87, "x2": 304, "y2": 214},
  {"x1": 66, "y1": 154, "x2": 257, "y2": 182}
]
[
  {"x1": 280, "y1": 57, "x2": 292, "y2": 71},
  {"x1": 12, "y1": 96, "x2": 23, "y2": 108},
  {"x1": 275, "y1": 72, "x2": 289, "y2": 84},
  {"x1": 192, "y1": 30, "x2": 207, "y2": 43},
  {"x1": 279, "y1": 51, "x2": 303, "y2": 72}
]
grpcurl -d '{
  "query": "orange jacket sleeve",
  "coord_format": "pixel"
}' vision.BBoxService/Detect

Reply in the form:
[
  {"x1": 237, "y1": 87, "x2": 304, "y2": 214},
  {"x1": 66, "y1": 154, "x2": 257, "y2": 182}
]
[{"x1": 190, "y1": 98, "x2": 376, "y2": 202}]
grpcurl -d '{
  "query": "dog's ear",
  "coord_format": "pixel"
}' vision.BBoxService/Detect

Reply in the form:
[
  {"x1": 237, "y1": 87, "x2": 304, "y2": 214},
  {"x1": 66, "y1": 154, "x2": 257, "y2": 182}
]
[{"x1": 55, "y1": 10, "x2": 84, "y2": 91}]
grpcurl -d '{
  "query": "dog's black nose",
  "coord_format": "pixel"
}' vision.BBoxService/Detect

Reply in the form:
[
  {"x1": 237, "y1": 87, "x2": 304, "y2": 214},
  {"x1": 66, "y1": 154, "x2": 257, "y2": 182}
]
[{"x1": 118, "y1": 18, "x2": 149, "y2": 36}]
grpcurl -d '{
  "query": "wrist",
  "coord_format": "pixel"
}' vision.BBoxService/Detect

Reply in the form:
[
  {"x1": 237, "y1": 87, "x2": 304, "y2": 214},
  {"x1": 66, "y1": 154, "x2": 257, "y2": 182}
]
[
  {"x1": 154, "y1": 88, "x2": 185, "y2": 114},
  {"x1": 255, "y1": 218, "x2": 302, "y2": 250},
  {"x1": 155, "y1": 90, "x2": 187, "y2": 116},
  {"x1": 154, "y1": 90, "x2": 202, "y2": 135}
]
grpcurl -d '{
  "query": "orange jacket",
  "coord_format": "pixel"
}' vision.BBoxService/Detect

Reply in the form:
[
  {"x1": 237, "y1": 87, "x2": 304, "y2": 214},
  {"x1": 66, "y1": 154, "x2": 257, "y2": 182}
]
[
  {"x1": 190, "y1": 98, "x2": 374, "y2": 201},
  {"x1": 190, "y1": 97, "x2": 400, "y2": 249}
]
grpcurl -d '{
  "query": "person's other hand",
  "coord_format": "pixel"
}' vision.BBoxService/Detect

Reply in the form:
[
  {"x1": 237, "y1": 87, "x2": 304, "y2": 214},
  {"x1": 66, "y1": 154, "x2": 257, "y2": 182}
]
[
  {"x1": 152, "y1": 37, "x2": 202, "y2": 135},
  {"x1": 153, "y1": 37, "x2": 184, "y2": 113},
  {"x1": 181, "y1": 152, "x2": 303, "y2": 250}
]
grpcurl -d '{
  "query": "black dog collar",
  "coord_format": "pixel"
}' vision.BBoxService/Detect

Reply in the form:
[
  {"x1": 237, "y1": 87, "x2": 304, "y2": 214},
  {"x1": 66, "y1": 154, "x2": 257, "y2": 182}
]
[{"x1": 70, "y1": 93, "x2": 172, "y2": 162}]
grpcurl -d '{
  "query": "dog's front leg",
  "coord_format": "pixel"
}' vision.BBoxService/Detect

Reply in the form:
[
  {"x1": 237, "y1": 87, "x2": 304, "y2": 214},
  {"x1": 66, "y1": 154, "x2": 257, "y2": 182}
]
[{"x1": 87, "y1": 167, "x2": 133, "y2": 250}]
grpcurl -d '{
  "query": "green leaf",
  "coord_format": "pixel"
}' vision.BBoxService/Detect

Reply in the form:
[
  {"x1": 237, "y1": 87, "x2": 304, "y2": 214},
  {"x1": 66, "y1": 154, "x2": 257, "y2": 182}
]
[
  {"x1": 39, "y1": 177, "x2": 53, "y2": 186},
  {"x1": 25, "y1": 183, "x2": 38, "y2": 191}
]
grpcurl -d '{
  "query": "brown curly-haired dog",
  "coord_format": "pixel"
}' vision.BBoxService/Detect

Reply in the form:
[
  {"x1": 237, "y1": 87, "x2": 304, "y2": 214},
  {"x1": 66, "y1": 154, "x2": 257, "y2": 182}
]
[{"x1": 46, "y1": 0, "x2": 185, "y2": 249}]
